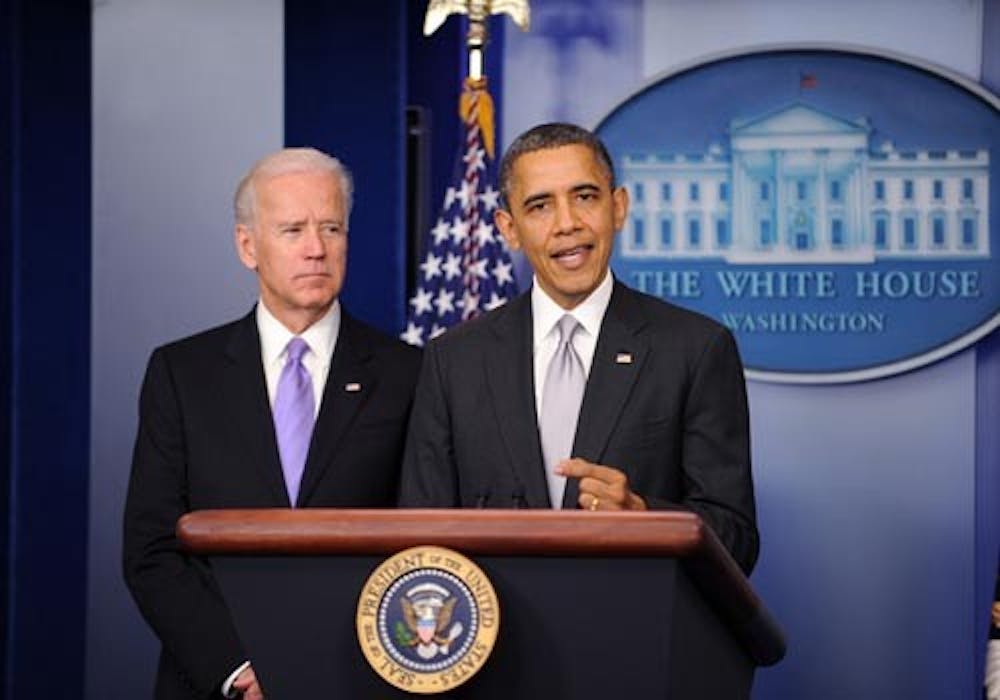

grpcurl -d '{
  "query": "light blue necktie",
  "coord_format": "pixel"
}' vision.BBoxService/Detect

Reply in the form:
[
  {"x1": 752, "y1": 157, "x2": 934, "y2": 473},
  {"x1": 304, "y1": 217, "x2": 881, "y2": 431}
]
[{"x1": 273, "y1": 337, "x2": 315, "y2": 506}]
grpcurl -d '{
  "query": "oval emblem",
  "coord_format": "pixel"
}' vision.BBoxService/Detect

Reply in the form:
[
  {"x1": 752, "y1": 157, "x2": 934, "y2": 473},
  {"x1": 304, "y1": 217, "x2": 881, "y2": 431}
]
[
  {"x1": 356, "y1": 546, "x2": 500, "y2": 694},
  {"x1": 597, "y1": 47, "x2": 1000, "y2": 383}
]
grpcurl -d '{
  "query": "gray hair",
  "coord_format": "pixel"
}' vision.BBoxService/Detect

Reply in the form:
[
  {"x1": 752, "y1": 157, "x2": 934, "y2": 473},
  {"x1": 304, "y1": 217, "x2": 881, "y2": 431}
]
[
  {"x1": 234, "y1": 147, "x2": 354, "y2": 228},
  {"x1": 498, "y1": 122, "x2": 616, "y2": 210}
]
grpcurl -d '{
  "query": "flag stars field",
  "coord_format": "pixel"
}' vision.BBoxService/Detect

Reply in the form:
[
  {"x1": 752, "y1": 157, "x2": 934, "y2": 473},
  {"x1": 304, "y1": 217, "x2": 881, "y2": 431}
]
[
  {"x1": 420, "y1": 253, "x2": 443, "y2": 281},
  {"x1": 409, "y1": 288, "x2": 434, "y2": 316},
  {"x1": 431, "y1": 219, "x2": 451, "y2": 245},
  {"x1": 434, "y1": 288, "x2": 456, "y2": 316},
  {"x1": 401, "y1": 81, "x2": 518, "y2": 347},
  {"x1": 442, "y1": 253, "x2": 463, "y2": 280}
]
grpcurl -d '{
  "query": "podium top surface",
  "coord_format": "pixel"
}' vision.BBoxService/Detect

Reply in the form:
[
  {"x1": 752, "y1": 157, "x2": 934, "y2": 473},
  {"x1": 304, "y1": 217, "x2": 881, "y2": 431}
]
[{"x1": 178, "y1": 508, "x2": 709, "y2": 557}]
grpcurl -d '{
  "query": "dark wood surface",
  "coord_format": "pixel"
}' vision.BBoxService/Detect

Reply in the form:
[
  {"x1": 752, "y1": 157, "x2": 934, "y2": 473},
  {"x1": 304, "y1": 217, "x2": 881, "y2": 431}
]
[
  {"x1": 178, "y1": 508, "x2": 785, "y2": 666},
  {"x1": 178, "y1": 508, "x2": 706, "y2": 556}
]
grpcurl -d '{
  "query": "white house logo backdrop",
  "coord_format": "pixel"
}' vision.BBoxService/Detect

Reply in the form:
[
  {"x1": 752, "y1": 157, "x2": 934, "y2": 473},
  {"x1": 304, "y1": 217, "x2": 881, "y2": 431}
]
[{"x1": 597, "y1": 48, "x2": 999, "y2": 382}]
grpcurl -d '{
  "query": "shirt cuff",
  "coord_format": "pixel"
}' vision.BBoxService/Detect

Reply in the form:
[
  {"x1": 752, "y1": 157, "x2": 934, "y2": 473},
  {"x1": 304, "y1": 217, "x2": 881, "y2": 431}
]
[
  {"x1": 221, "y1": 661, "x2": 251, "y2": 698},
  {"x1": 987, "y1": 640, "x2": 1000, "y2": 700}
]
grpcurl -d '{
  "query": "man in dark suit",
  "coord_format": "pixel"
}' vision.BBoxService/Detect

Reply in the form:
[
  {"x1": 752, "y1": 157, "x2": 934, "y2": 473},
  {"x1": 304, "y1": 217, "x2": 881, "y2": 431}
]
[
  {"x1": 123, "y1": 148, "x2": 420, "y2": 699},
  {"x1": 400, "y1": 123, "x2": 758, "y2": 574}
]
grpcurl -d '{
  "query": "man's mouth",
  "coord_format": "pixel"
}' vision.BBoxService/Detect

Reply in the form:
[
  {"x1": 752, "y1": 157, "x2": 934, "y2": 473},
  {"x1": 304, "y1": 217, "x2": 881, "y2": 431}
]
[{"x1": 551, "y1": 244, "x2": 593, "y2": 269}]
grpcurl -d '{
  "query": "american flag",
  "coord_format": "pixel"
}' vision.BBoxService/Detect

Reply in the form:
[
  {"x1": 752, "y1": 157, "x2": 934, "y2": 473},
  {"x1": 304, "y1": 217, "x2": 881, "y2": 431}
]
[{"x1": 400, "y1": 81, "x2": 518, "y2": 347}]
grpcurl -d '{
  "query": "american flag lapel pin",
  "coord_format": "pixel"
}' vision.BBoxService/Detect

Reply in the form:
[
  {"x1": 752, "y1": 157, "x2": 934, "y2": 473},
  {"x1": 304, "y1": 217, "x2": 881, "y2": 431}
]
[
  {"x1": 345, "y1": 382, "x2": 362, "y2": 392},
  {"x1": 615, "y1": 352, "x2": 633, "y2": 365}
]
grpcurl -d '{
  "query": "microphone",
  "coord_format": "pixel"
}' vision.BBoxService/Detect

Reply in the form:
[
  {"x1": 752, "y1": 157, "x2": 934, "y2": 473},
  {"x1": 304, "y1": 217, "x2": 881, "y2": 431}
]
[
  {"x1": 511, "y1": 484, "x2": 527, "y2": 509},
  {"x1": 474, "y1": 488, "x2": 491, "y2": 508}
]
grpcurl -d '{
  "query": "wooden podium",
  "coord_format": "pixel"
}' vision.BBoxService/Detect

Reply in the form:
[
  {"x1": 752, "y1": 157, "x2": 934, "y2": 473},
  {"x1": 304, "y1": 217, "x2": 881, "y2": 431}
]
[{"x1": 179, "y1": 509, "x2": 785, "y2": 699}]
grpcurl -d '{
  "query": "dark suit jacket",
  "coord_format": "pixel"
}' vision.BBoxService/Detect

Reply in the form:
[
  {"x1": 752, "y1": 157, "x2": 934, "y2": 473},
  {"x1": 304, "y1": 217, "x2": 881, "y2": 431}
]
[
  {"x1": 123, "y1": 308, "x2": 420, "y2": 699},
  {"x1": 400, "y1": 281, "x2": 758, "y2": 573}
]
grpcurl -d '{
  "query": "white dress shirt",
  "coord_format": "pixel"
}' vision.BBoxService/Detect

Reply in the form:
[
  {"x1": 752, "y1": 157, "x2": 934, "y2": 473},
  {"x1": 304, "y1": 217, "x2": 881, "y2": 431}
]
[
  {"x1": 256, "y1": 299, "x2": 341, "y2": 417},
  {"x1": 987, "y1": 637, "x2": 1000, "y2": 699},
  {"x1": 531, "y1": 270, "x2": 614, "y2": 417}
]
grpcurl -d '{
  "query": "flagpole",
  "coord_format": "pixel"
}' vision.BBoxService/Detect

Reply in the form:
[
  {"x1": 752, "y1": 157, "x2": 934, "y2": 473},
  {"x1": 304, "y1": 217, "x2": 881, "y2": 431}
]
[{"x1": 401, "y1": 1, "x2": 530, "y2": 347}]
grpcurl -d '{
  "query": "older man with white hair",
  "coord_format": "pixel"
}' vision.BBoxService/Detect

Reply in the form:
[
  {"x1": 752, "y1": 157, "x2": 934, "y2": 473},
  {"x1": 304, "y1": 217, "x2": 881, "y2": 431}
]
[{"x1": 124, "y1": 148, "x2": 420, "y2": 699}]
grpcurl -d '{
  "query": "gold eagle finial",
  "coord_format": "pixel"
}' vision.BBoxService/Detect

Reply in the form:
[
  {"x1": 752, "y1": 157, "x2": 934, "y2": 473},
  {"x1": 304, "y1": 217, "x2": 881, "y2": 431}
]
[{"x1": 424, "y1": 0, "x2": 530, "y2": 37}]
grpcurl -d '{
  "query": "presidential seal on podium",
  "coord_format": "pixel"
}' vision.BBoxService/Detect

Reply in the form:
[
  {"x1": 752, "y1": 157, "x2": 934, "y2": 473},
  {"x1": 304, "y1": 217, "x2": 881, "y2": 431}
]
[{"x1": 356, "y1": 546, "x2": 500, "y2": 694}]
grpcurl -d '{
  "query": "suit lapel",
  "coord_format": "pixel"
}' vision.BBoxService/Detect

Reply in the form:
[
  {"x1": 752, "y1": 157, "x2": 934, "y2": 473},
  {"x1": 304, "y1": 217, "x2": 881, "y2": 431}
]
[
  {"x1": 562, "y1": 282, "x2": 649, "y2": 509},
  {"x1": 224, "y1": 311, "x2": 290, "y2": 506},
  {"x1": 484, "y1": 295, "x2": 551, "y2": 507},
  {"x1": 296, "y1": 313, "x2": 376, "y2": 506}
]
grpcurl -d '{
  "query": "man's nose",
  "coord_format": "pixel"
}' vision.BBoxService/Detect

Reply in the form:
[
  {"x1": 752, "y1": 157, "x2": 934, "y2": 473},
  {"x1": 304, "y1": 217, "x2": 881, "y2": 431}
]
[
  {"x1": 301, "y1": 226, "x2": 326, "y2": 256},
  {"x1": 553, "y1": 197, "x2": 578, "y2": 234}
]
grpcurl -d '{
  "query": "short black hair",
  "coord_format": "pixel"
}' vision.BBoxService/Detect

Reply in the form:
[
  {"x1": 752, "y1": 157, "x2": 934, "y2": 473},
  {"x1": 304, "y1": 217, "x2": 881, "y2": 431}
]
[{"x1": 497, "y1": 122, "x2": 616, "y2": 210}]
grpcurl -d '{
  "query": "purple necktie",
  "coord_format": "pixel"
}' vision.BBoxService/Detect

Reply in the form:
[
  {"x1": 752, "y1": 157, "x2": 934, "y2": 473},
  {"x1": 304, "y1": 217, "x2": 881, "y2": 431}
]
[{"x1": 273, "y1": 337, "x2": 314, "y2": 506}]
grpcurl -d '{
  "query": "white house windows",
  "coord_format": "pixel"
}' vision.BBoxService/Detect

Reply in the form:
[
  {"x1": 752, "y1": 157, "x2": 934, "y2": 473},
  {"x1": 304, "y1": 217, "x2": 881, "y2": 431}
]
[
  {"x1": 687, "y1": 216, "x2": 701, "y2": 247},
  {"x1": 901, "y1": 213, "x2": 918, "y2": 249},
  {"x1": 930, "y1": 212, "x2": 947, "y2": 248},
  {"x1": 632, "y1": 216, "x2": 646, "y2": 248},
  {"x1": 689, "y1": 182, "x2": 700, "y2": 202},
  {"x1": 962, "y1": 178, "x2": 974, "y2": 202},
  {"x1": 903, "y1": 179, "x2": 914, "y2": 201},
  {"x1": 830, "y1": 179, "x2": 843, "y2": 202},
  {"x1": 874, "y1": 179, "x2": 885, "y2": 202},
  {"x1": 932, "y1": 179, "x2": 944, "y2": 201},
  {"x1": 660, "y1": 216, "x2": 673, "y2": 248},
  {"x1": 831, "y1": 218, "x2": 845, "y2": 248},
  {"x1": 960, "y1": 212, "x2": 978, "y2": 247},
  {"x1": 661, "y1": 182, "x2": 672, "y2": 202},
  {"x1": 759, "y1": 218, "x2": 774, "y2": 247},
  {"x1": 716, "y1": 217, "x2": 730, "y2": 248},
  {"x1": 873, "y1": 212, "x2": 889, "y2": 250},
  {"x1": 792, "y1": 223, "x2": 813, "y2": 251}
]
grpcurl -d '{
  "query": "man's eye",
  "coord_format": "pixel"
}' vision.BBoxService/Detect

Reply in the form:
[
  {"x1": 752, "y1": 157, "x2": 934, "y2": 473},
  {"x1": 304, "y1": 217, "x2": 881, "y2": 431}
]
[
  {"x1": 321, "y1": 225, "x2": 341, "y2": 236},
  {"x1": 281, "y1": 227, "x2": 302, "y2": 237}
]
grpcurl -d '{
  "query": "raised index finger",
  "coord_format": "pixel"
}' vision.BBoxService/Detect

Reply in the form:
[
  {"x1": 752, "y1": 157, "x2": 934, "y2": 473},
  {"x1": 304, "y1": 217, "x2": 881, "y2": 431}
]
[{"x1": 556, "y1": 458, "x2": 623, "y2": 484}]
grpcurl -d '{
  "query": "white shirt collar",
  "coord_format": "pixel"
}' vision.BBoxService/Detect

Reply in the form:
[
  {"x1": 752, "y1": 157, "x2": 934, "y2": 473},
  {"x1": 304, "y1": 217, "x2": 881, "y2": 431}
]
[
  {"x1": 531, "y1": 269, "x2": 614, "y2": 347},
  {"x1": 256, "y1": 299, "x2": 341, "y2": 365}
]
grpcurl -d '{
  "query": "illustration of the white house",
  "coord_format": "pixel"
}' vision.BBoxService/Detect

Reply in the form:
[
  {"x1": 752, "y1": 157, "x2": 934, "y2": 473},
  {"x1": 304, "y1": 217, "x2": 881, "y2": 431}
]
[{"x1": 620, "y1": 103, "x2": 990, "y2": 263}]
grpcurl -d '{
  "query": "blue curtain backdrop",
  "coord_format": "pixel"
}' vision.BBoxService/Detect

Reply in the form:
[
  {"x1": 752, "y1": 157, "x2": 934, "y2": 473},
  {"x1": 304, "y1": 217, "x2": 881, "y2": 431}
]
[{"x1": 2, "y1": 1, "x2": 90, "y2": 698}]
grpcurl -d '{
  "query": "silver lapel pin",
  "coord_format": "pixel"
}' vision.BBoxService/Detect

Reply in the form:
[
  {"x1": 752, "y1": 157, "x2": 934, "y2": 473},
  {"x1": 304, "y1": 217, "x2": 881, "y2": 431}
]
[
  {"x1": 615, "y1": 352, "x2": 633, "y2": 365},
  {"x1": 345, "y1": 382, "x2": 362, "y2": 392}
]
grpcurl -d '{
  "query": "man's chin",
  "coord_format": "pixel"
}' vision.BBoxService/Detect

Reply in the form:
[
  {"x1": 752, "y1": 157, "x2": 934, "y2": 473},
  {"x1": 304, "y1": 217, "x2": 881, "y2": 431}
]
[
  {"x1": 293, "y1": 291, "x2": 339, "y2": 312},
  {"x1": 551, "y1": 272, "x2": 601, "y2": 299}
]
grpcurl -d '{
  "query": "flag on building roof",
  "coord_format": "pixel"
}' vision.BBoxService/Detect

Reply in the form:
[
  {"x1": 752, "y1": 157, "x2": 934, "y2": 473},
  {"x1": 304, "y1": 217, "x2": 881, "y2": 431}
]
[{"x1": 401, "y1": 78, "x2": 518, "y2": 347}]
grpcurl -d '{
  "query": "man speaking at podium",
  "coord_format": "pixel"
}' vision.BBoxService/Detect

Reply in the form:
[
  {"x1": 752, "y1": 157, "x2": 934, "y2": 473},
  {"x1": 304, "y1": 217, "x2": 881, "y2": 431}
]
[
  {"x1": 400, "y1": 123, "x2": 758, "y2": 574},
  {"x1": 123, "y1": 148, "x2": 420, "y2": 699}
]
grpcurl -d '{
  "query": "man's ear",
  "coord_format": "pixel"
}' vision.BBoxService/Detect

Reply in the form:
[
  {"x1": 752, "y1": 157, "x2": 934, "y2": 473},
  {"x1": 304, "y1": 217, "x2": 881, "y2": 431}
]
[
  {"x1": 494, "y1": 208, "x2": 521, "y2": 251},
  {"x1": 234, "y1": 225, "x2": 257, "y2": 270},
  {"x1": 612, "y1": 185, "x2": 630, "y2": 232}
]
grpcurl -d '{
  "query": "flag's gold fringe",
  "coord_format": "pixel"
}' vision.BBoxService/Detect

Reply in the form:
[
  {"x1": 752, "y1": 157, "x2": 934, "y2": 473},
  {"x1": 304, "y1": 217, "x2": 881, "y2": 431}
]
[{"x1": 460, "y1": 77, "x2": 495, "y2": 160}]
